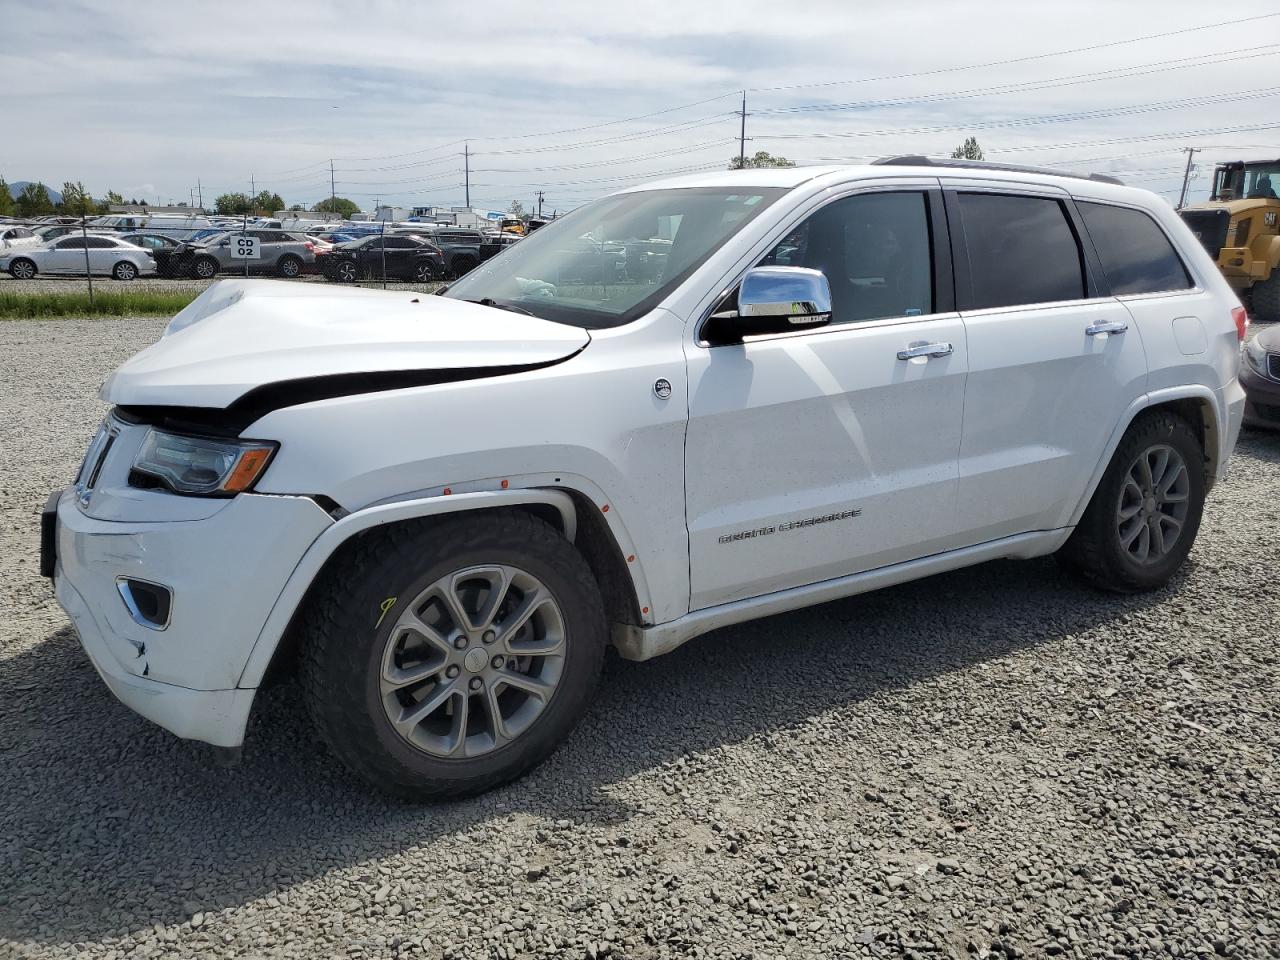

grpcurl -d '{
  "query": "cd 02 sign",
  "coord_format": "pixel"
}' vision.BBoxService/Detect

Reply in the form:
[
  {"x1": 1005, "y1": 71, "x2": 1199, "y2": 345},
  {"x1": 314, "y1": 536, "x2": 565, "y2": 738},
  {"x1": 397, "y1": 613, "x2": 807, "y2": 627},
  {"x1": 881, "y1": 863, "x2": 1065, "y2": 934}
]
[{"x1": 230, "y1": 236, "x2": 260, "y2": 260}]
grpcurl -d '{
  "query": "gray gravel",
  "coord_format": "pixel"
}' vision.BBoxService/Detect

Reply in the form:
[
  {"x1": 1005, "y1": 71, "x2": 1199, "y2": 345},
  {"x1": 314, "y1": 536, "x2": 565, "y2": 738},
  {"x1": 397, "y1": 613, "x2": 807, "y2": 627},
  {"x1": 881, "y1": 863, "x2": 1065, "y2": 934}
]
[{"x1": 1, "y1": 317, "x2": 1278, "y2": 960}]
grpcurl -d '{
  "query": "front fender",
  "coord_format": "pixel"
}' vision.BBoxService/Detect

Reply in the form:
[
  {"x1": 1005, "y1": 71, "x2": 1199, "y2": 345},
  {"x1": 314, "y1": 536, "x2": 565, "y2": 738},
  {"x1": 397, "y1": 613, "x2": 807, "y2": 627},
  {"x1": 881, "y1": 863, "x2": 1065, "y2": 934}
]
[{"x1": 235, "y1": 487, "x2": 578, "y2": 688}]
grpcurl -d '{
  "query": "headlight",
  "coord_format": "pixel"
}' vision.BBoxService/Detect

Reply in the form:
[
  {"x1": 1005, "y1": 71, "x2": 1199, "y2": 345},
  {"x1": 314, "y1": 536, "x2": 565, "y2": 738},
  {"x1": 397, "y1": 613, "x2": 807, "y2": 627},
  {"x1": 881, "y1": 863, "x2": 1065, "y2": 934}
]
[
  {"x1": 131, "y1": 429, "x2": 276, "y2": 496},
  {"x1": 1244, "y1": 337, "x2": 1269, "y2": 376}
]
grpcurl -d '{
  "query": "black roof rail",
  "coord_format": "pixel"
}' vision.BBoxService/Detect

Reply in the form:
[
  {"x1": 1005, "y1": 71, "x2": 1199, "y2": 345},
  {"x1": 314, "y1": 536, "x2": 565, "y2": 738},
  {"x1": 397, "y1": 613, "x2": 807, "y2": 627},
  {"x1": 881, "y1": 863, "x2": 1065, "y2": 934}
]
[{"x1": 871, "y1": 155, "x2": 1124, "y2": 186}]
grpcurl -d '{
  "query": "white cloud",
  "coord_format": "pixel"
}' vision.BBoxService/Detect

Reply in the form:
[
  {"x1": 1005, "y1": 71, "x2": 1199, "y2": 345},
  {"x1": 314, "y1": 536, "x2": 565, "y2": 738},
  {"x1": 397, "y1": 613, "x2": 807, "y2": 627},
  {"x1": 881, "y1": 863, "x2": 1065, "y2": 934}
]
[{"x1": 3, "y1": 0, "x2": 1278, "y2": 209}]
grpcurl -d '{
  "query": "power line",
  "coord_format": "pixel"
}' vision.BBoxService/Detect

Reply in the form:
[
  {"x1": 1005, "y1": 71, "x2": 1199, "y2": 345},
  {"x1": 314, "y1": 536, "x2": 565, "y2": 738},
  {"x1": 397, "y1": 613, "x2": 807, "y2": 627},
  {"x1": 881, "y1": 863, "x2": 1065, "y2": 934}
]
[
  {"x1": 750, "y1": 11, "x2": 1280, "y2": 92},
  {"x1": 752, "y1": 45, "x2": 1280, "y2": 117},
  {"x1": 756, "y1": 88, "x2": 1280, "y2": 142}
]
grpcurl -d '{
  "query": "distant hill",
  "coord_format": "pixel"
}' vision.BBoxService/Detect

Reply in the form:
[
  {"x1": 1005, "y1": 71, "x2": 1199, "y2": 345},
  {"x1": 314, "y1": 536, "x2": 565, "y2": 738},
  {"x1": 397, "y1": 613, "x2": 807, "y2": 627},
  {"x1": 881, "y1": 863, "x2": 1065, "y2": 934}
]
[{"x1": 5, "y1": 181, "x2": 63, "y2": 204}]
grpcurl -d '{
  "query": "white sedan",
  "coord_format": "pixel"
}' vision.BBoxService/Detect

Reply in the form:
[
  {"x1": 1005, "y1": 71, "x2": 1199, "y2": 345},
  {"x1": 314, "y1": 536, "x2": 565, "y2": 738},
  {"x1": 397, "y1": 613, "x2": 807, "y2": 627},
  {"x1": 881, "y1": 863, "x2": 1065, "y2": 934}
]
[
  {"x1": 1, "y1": 234, "x2": 156, "y2": 280},
  {"x1": 0, "y1": 225, "x2": 40, "y2": 252}
]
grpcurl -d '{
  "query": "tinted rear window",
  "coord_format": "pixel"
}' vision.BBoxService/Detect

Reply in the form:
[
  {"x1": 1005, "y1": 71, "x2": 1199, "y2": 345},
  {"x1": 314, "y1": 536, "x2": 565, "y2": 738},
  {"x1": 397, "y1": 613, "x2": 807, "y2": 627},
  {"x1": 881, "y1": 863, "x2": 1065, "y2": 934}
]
[
  {"x1": 1078, "y1": 201, "x2": 1192, "y2": 295},
  {"x1": 958, "y1": 193, "x2": 1085, "y2": 310}
]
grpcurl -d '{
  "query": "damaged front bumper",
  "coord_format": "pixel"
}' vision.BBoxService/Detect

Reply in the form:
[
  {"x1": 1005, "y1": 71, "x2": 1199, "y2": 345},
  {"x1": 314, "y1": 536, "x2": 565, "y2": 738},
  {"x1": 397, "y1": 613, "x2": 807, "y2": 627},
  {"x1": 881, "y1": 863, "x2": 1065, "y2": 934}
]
[{"x1": 48, "y1": 486, "x2": 333, "y2": 748}]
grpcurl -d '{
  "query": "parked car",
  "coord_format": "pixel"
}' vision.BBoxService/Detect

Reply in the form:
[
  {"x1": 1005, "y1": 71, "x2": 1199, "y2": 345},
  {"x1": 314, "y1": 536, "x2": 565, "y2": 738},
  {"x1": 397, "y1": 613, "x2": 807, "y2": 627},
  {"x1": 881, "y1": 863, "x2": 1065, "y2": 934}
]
[
  {"x1": 45, "y1": 158, "x2": 1246, "y2": 799},
  {"x1": 409, "y1": 227, "x2": 485, "y2": 278},
  {"x1": 1241, "y1": 325, "x2": 1280, "y2": 428},
  {"x1": 32, "y1": 225, "x2": 85, "y2": 243},
  {"x1": 176, "y1": 229, "x2": 318, "y2": 279},
  {"x1": 3, "y1": 234, "x2": 155, "y2": 279},
  {"x1": 477, "y1": 232, "x2": 521, "y2": 265},
  {"x1": 319, "y1": 234, "x2": 445, "y2": 283},
  {"x1": 118, "y1": 233, "x2": 190, "y2": 278},
  {"x1": 0, "y1": 225, "x2": 40, "y2": 252}
]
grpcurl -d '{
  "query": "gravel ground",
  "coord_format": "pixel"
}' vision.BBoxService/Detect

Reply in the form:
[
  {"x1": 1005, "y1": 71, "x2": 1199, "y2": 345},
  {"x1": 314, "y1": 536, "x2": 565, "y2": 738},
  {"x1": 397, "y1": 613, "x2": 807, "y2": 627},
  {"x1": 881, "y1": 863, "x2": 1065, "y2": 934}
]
[{"x1": 1, "y1": 317, "x2": 1278, "y2": 960}]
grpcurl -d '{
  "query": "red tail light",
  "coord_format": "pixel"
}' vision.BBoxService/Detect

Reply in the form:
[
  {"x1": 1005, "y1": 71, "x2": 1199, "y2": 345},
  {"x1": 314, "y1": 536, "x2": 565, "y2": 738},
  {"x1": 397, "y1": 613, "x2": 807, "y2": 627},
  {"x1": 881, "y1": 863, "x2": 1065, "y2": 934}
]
[
  {"x1": 1232, "y1": 305, "x2": 1248, "y2": 341},
  {"x1": 304, "y1": 241, "x2": 315, "y2": 252}
]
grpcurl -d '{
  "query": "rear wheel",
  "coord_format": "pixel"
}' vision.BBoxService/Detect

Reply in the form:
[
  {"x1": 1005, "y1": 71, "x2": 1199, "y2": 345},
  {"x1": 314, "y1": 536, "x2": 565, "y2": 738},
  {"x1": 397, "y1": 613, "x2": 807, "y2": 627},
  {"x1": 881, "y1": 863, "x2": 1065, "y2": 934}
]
[
  {"x1": 1057, "y1": 411, "x2": 1205, "y2": 593},
  {"x1": 1252, "y1": 271, "x2": 1280, "y2": 323},
  {"x1": 111, "y1": 260, "x2": 138, "y2": 281},
  {"x1": 193, "y1": 256, "x2": 218, "y2": 279},
  {"x1": 8, "y1": 258, "x2": 36, "y2": 280},
  {"x1": 413, "y1": 260, "x2": 437, "y2": 283},
  {"x1": 277, "y1": 254, "x2": 303, "y2": 278},
  {"x1": 301, "y1": 511, "x2": 606, "y2": 799}
]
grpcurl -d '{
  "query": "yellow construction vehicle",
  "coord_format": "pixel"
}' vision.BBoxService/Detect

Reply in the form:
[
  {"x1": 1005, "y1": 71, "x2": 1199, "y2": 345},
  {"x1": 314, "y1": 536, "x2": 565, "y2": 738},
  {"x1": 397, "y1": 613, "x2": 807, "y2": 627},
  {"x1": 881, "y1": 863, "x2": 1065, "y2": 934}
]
[{"x1": 1180, "y1": 159, "x2": 1280, "y2": 320}]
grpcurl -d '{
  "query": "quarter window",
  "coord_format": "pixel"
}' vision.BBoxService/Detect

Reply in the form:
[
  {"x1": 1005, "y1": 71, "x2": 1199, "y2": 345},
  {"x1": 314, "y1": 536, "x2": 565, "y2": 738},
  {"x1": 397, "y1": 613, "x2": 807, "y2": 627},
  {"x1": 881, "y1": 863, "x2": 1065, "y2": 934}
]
[
  {"x1": 957, "y1": 193, "x2": 1085, "y2": 309},
  {"x1": 758, "y1": 191, "x2": 934, "y2": 324},
  {"x1": 1077, "y1": 201, "x2": 1192, "y2": 295}
]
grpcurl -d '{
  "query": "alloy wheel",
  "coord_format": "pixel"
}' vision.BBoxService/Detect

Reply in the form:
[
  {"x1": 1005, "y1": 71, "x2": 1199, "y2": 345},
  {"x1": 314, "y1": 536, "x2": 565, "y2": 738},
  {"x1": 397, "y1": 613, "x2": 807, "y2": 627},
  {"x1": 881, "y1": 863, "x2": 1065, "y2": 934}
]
[
  {"x1": 379, "y1": 564, "x2": 566, "y2": 758},
  {"x1": 1116, "y1": 443, "x2": 1191, "y2": 565},
  {"x1": 11, "y1": 260, "x2": 34, "y2": 279},
  {"x1": 337, "y1": 262, "x2": 357, "y2": 282}
]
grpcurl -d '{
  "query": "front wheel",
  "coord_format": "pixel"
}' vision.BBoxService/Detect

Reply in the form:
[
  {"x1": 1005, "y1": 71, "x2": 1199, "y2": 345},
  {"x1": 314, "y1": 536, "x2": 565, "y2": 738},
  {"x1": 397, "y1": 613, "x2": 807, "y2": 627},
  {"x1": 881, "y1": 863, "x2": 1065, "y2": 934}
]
[
  {"x1": 301, "y1": 511, "x2": 606, "y2": 799},
  {"x1": 8, "y1": 258, "x2": 36, "y2": 280},
  {"x1": 1057, "y1": 411, "x2": 1205, "y2": 593},
  {"x1": 332, "y1": 260, "x2": 358, "y2": 283},
  {"x1": 112, "y1": 260, "x2": 138, "y2": 281}
]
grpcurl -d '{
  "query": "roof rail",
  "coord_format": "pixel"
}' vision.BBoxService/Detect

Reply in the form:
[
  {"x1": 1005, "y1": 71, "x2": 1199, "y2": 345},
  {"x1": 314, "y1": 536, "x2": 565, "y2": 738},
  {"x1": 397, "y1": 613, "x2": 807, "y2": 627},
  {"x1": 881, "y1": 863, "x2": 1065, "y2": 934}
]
[{"x1": 872, "y1": 155, "x2": 1124, "y2": 186}]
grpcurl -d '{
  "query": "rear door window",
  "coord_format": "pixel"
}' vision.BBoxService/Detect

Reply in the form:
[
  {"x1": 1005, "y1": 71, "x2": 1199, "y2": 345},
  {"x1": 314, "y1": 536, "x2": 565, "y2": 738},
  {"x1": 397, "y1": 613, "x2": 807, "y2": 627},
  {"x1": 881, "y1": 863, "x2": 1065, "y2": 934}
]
[
  {"x1": 1077, "y1": 201, "x2": 1192, "y2": 295},
  {"x1": 956, "y1": 193, "x2": 1085, "y2": 309}
]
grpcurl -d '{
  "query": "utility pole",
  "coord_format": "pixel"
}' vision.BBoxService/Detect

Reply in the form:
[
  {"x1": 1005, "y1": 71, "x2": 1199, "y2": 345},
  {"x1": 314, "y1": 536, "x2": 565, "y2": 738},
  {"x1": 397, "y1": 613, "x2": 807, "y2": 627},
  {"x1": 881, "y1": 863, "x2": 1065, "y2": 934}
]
[
  {"x1": 1177, "y1": 147, "x2": 1200, "y2": 209},
  {"x1": 464, "y1": 142, "x2": 471, "y2": 210},
  {"x1": 197, "y1": 178, "x2": 203, "y2": 211},
  {"x1": 250, "y1": 173, "x2": 255, "y2": 197},
  {"x1": 536, "y1": 190, "x2": 544, "y2": 217},
  {"x1": 329, "y1": 159, "x2": 336, "y2": 214},
  {"x1": 738, "y1": 91, "x2": 748, "y2": 169}
]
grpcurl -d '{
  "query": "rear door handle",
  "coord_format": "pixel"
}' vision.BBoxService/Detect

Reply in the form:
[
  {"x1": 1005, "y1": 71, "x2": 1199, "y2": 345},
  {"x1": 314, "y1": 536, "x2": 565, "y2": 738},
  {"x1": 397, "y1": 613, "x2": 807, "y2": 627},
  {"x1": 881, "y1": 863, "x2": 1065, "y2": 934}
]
[
  {"x1": 1086, "y1": 320, "x2": 1128, "y2": 336},
  {"x1": 897, "y1": 341, "x2": 954, "y2": 360}
]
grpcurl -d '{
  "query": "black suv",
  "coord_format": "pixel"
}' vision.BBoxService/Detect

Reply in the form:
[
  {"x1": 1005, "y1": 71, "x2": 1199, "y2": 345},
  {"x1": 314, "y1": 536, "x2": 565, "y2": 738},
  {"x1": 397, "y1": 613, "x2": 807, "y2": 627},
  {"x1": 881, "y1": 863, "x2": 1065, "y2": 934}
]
[{"x1": 319, "y1": 234, "x2": 445, "y2": 283}]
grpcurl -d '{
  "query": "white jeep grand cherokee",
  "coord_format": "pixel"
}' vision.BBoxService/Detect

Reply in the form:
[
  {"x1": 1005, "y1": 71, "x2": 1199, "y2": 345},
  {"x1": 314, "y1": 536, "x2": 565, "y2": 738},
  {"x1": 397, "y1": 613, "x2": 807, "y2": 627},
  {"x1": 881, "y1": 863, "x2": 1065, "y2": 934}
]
[{"x1": 44, "y1": 158, "x2": 1247, "y2": 798}]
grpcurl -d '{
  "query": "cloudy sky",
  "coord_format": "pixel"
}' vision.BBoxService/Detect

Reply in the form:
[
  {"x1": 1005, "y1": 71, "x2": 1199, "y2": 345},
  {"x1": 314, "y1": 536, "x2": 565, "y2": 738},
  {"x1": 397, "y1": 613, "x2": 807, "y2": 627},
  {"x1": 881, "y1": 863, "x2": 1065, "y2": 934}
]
[{"x1": 4, "y1": 0, "x2": 1279, "y2": 213}]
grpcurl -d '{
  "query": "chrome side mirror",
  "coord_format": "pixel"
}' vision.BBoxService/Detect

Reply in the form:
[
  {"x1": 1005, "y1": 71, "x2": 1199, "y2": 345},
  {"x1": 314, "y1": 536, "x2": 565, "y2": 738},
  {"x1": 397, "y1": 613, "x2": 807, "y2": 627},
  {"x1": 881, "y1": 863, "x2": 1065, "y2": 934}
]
[{"x1": 737, "y1": 265, "x2": 831, "y2": 332}]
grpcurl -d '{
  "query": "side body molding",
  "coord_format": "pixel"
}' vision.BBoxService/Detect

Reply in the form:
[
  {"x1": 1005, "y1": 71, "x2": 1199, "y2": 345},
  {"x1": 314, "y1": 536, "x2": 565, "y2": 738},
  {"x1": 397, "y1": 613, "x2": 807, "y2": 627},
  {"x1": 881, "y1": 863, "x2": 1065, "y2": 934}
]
[{"x1": 235, "y1": 488, "x2": 577, "y2": 688}]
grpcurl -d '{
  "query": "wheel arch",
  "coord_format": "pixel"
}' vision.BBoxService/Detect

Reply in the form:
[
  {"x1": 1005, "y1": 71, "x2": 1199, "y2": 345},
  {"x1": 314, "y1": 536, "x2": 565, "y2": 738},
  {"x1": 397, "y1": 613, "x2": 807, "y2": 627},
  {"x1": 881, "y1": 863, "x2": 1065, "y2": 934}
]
[
  {"x1": 237, "y1": 486, "x2": 642, "y2": 690},
  {"x1": 1067, "y1": 385, "x2": 1223, "y2": 528}
]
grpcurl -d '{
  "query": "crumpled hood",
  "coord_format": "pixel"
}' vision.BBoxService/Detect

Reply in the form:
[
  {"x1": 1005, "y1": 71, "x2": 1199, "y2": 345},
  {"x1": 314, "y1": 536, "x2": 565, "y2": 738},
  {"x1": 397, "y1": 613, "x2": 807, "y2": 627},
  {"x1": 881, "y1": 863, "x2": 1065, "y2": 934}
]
[{"x1": 101, "y1": 278, "x2": 589, "y2": 409}]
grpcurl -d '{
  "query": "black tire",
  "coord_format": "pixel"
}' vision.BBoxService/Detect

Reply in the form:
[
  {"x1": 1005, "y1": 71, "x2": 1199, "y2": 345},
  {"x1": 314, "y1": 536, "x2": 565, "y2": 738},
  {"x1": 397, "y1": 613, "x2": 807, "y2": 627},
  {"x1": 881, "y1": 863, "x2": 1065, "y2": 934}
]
[
  {"x1": 331, "y1": 260, "x2": 359, "y2": 283},
  {"x1": 277, "y1": 254, "x2": 303, "y2": 279},
  {"x1": 112, "y1": 260, "x2": 138, "y2": 281},
  {"x1": 1057, "y1": 410, "x2": 1205, "y2": 593},
  {"x1": 1252, "y1": 271, "x2": 1280, "y2": 323},
  {"x1": 301, "y1": 511, "x2": 606, "y2": 800},
  {"x1": 8, "y1": 258, "x2": 36, "y2": 280},
  {"x1": 449, "y1": 254, "x2": 479, "y2": 279},
  {"x1": 193, "y1": 256, "x2": 218, "y2": 279},
  {"x1": 413, "y1": 260, "x2": 437, "y2": 283}
]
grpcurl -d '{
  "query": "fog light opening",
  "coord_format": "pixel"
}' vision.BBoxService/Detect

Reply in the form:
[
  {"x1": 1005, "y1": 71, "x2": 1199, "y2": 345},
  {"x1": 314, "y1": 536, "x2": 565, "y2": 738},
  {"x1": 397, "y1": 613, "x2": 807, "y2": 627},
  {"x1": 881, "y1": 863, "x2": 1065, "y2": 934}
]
[{"x1": 117, "y1": 578, "x2": 172, "y2": 630}]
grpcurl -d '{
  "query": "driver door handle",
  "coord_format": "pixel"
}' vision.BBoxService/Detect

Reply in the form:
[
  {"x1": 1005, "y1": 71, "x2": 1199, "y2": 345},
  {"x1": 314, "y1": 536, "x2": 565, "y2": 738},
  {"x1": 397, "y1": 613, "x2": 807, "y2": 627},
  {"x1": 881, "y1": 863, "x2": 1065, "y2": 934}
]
[
  {"x1": 897, "y1": 341, "x2": 954, "y2": 361},
  {"x1": 1086, "y1": 320, "x2": 1128, "y2": 336}
]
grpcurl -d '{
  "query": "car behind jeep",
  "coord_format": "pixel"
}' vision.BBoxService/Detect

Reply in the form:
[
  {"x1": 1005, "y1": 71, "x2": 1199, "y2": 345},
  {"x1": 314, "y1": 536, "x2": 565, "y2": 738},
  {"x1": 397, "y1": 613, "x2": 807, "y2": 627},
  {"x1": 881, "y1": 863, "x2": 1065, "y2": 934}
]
[{"x1": 45, "y1": 158, "x2": 1246, "y2": 798}]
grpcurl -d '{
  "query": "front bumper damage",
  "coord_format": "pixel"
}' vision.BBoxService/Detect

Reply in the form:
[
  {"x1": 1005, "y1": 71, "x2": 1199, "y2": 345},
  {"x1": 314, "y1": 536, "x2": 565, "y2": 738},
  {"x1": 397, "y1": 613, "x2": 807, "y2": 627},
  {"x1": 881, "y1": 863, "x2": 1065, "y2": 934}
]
[{"x1": 48, "y1": 486, "x2": 333, "y2": 747}]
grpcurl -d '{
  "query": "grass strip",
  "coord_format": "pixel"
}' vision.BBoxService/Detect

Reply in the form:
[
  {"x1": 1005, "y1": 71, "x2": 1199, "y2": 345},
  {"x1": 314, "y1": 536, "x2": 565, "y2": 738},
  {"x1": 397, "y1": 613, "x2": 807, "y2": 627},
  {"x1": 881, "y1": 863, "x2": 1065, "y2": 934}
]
[{"x1": 0, "y1": 290, "x2": 199, "y2": 319}]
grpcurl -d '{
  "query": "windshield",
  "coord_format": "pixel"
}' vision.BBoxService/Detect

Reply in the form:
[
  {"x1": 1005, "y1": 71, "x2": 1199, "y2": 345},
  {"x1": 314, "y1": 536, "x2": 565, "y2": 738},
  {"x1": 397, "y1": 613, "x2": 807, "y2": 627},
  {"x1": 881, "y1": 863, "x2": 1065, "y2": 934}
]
[
  {"x1": 1243, "y1": 163, "x2": 1280, "y2": 200},
  {"x1": 442, "y1": 187, "x2": 786, "y2": 328}
]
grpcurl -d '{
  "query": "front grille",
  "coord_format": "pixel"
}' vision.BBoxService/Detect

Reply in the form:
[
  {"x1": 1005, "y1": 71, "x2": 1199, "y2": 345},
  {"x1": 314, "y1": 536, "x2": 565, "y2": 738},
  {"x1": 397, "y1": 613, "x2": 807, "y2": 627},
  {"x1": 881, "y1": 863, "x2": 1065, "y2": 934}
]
[
  {"x1": 1269, "y1": 353, "x2": 1280, "y2": 380},
  {"x1": 1179, "y1": 208, "x2": 1231, "y2": 259}
]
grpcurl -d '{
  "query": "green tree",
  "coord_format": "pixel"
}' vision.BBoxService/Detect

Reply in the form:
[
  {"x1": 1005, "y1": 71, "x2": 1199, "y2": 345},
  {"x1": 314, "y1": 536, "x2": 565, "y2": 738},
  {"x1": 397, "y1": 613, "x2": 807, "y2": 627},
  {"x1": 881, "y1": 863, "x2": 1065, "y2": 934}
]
[
  {"x1": 312, "y1": 196, "x2": 360, "y2": 218},
  {"x1": 0, "y1": 178, "x2": 14, "y2": 217},
  {"x1": 950, "y1": 137, "x2": 984, "y2": 160},
  {"x1": 251, "y1": 190, "x2": 284, "y2": 215},
  {"x1": 214, "y1": 192, "x2": 253, "y2": 216},
  {"x1": 104, "y1": 190, "x2": 124, "y2": 205},
  {"x1": 15, "y1": 182, "x2": 55, "y2": 217},
  {"x1": 729, "y1": 150, "x2": 796, "y2": 170},
  {"x1": 60, "y1": 181, "x2": 97, "y2": 217}
]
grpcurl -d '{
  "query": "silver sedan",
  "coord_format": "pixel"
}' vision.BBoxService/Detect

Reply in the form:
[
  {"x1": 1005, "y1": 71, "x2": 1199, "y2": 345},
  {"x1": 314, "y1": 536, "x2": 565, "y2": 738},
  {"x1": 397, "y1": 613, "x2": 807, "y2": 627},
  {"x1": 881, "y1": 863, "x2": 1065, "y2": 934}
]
[{"x1": 1, "y1": 234, "x2": 157, "y2": 280}]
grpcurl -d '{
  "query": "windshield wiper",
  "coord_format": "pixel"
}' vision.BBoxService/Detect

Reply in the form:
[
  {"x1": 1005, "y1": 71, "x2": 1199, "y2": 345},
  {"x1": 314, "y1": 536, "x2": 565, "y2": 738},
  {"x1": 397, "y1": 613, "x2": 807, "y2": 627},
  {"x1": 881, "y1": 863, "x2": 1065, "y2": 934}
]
[{"x1": 465, "y1": 297, "x2": 536, "y2": 318}]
